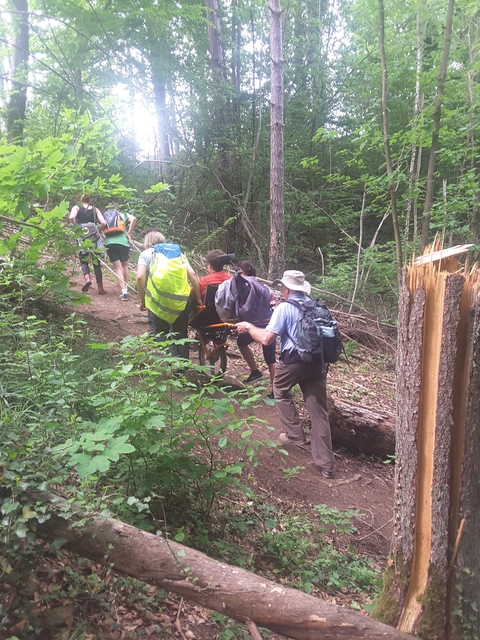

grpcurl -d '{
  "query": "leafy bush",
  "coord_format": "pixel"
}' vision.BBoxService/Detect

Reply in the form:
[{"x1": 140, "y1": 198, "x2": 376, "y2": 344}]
[{"x1": 216, "y1": 501, "x2": 381, "y2": 596}]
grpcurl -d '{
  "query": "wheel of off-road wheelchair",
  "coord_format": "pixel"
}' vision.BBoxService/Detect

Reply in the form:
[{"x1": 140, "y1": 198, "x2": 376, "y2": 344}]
[{"x1": 198, "y1": 345, "x2": 228, "y2": 378}]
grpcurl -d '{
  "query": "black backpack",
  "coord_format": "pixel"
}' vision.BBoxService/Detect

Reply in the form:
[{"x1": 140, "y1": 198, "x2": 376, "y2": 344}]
[{"x1": 284, "y1": 298, "x2": 343, "y2": 368}]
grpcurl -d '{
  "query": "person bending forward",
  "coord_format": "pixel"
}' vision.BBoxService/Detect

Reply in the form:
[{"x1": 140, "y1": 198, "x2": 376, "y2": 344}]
[{"x1": 236, "y1": 270, "x2": 335, "y2": 478}]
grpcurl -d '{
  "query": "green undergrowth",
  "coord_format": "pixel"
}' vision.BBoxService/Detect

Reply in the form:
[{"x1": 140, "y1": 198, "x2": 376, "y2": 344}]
[{"x1": 0, "y1": 303, "x2": 382, "y2": 638}]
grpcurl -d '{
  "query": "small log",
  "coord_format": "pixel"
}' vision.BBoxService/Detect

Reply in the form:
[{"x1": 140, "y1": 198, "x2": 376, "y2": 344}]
[
  {"x1": 36, "y1": 496, "x2": 415, "y2": 640},
  {"x1": 328, "y1": 397, "x2": 395, "y2": 457}
]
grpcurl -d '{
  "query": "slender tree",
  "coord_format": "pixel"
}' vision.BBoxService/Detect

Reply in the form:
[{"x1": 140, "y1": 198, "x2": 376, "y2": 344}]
[
  {"x1": 420, "y1": 0, "x2": 456, "y2": 251},
  {"x1": 268, "y1": 0, "x2": 285, "y2": 279},
  {"x1": 378, "y1": 0, "x2": 402, "y2": 284},
  {"x1": 6, "y1": 0, "x2": 29, "y2": 143}
]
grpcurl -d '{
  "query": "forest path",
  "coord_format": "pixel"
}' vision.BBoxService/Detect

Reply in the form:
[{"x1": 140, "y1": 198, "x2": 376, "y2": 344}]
[{"x1": 69, "y1": 267, "x2": 395, "y2": 566}]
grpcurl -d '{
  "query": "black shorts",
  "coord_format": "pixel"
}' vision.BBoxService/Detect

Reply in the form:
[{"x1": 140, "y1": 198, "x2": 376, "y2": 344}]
[
  {"x1": 237, "y1": 323, "x2": 276, "y2": 365},
  {"x1": 107, "y1": 244, "x2": 130, "y2": 263}
]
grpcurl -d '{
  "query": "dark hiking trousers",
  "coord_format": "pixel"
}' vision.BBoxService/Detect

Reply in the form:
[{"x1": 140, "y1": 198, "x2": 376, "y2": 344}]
[
  {"x1": 150, "y1": 303, "x2": 190, "y2": 360},
  {"x1": 273, "y1": 358, "x2": 335, "y2": 472},
  {"x1": 79, "y1": 251, "x2": 103, "y2": 284}
]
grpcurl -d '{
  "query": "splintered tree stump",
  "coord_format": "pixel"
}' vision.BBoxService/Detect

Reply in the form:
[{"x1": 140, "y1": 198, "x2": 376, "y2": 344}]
[
  {"x1": 328, "y1": 397, "x2": 395, "y2": 457},
  {"x1": 373, "y1": 246, "x2": 480, "y2": 639}
]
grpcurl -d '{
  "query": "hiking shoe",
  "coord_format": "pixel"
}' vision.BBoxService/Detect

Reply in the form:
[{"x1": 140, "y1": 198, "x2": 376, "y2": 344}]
[
  {"x1": 279, "y1": 432, "x2": 310, "y2": 446},
  {"x1": 120, "y1": 292, "x2": 128, "y2": 301},
  {"x1": 246, "y1": 370, "x2": 263, "y2": 383},
  {"x1": 266, "y1": 391, "x2": 274, "y2": 399},
  {"x1": 82, "y1": 275, "x2": 92, "y2": 293},
  {"x1": 321, "y1": 469, "x2": 334, "y2": 479}
]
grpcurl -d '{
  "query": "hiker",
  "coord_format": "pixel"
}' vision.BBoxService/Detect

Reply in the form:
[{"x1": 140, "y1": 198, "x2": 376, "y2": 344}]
[
  {"x1": 101, "y1": 203, "x2": 136, "y2": 301},
  {"x1": 234, "y1": 261, "x2": 276, "y2": 390},
  {"x1": 236, "y1": 270, "x2": 335, "y2": 478},
  {"x1": 69, "y1": 195, "x2": 107, "y2": 295},
  {"x1": 198, "y1": 249, "x2": 233, "y2": 301},
  {"x1": 136, "y1": 230, "x2": 202, "y2": 360}
]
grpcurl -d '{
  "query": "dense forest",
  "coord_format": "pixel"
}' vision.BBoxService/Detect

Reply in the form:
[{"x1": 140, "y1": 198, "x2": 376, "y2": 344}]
[
  {"x1": 2, "y1": 0, "x2": 478, "y2": 306},
  {"x1": 1, "y1": 0, "x2": 480, "y2": 638}
]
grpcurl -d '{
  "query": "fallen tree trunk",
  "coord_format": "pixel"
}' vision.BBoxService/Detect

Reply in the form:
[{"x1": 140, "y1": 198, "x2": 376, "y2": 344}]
[
  {"x1": 36, "y1": 495, "x2": 414, "y2": 640},
  {"x1": 328, "y1": 397, "x2": 395, "y2": 457}
]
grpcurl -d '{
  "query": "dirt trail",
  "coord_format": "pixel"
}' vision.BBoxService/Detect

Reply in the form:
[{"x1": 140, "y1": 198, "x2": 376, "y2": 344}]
[{"x1": 69, "y1": 267, "x2": 395, "y2": 562}]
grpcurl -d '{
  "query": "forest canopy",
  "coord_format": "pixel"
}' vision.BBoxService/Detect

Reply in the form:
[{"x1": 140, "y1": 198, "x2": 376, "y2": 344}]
[{"x1": 1, "y1": 0, "x2": 479, "y2": 310}]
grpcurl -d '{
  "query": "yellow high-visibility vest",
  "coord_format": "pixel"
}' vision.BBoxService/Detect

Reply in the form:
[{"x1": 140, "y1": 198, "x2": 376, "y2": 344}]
[{"x1": 145, "y1": 248, "x2": 190, "y2": 323}]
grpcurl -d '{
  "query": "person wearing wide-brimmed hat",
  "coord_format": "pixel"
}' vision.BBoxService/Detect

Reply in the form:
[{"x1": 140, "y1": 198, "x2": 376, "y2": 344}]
[{"x1": 236, "y1": 269, "x2": 335, "y2": 478}]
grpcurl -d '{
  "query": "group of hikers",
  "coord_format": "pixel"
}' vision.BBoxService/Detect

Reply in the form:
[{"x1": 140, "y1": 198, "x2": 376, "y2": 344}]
[
  {"x1": 69, "y1": 194, "x2": 136, "y2": 300},
  {"x1": 70, "y1": 197, "x2": 337, "y2": 479}
]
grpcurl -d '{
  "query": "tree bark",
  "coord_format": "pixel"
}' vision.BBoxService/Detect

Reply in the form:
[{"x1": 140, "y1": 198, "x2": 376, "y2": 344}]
[
  {"x1": 328, "y1": 397, "x2": 395, "y2": 457},
  {"x1": 268, "y1": 0, "x2": 285, "y2": 280},
  {"x1": 35, "y1": 497, "x2": 416, "y2": 640},
  {"x1": 373, "y1": 254, "x2": 480, "y2": 639},
  {"x1": 450, "y1": 294, "x2": 480, "y2": 636},
  {"x1": 6, "y1": 0, "x2": 29, "y2": 143}
]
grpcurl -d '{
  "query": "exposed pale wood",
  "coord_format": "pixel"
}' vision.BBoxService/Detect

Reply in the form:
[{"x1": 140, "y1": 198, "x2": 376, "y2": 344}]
[
  {"x1": 35, "y1": 496, "x2": 416, "y2": 640},
  {"x1": 414, "y1": 244, "x2": 474, "y2": 265}
]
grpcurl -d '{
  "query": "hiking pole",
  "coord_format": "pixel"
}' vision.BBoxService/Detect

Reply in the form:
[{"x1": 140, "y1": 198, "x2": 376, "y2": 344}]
[{"x1": 96, "y1": 254, "x2": 138, "y2": 294}]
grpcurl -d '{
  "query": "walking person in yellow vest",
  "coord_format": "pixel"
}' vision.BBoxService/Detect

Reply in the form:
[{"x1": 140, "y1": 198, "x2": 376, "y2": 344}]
[{"x1": 136, "y1": 230, "x2": 202, "y2": 360}]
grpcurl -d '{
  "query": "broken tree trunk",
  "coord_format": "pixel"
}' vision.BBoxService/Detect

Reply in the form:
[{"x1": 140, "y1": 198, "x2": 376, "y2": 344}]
[
  {"x1": 372, "y1": 245, "x2": 480, "y2": 639},
  {"x1": 328, "y1": 397, "x2": 395, "y2": 457},
  {"x1": 35, "y1": 495, "x2": 415, "y2": 640}
]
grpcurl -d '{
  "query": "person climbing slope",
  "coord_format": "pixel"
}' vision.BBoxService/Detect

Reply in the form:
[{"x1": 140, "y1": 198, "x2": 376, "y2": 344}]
[{"x1": 69, "y1": 194, "x2": 107, "y2": 295}]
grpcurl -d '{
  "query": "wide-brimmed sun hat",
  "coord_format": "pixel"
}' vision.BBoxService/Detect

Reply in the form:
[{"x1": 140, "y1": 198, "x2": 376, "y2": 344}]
[{"x1": 272, "y1": 270, "x2": 311, "y2": 295}]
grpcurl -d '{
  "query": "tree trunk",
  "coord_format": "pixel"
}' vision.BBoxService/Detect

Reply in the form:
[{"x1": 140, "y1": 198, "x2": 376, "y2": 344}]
[
  {"x1": 6, "y1": 0, "x2": 29, "y2": 143},
  {"x1": 373, "y1": 248, "x2": 480, "y2": 639},
  {"x1": 35, "y1": 497, "x2": 416, "y2": 640},
  {"x1": 268, "y1": 0, "x2": 285, "y2": 280},
  {"x1": 405, "y1": 9, "x2": 425, "y2": 244},
  {"x1": 205, "y1": 0, "x2": 243, "y2": 251},
  {"x1": 328, "y1": 397, "x2": 395, "y2": 458},
  {"x1": 420, "y1": 0, "x2": 456, "y2": 252},
  {"x1": 378, "y1": 0, "x2": 402, "y2": 287},
  {"x1": 151, "y1": 65, "x2": 171, "y2": 161}
]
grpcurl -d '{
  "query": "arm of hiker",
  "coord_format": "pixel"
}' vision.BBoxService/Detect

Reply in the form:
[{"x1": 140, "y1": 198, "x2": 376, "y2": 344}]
[
  {"x1": 187, "y1": 265, "x2": 203, "y2": 307},
  {"x1": 95, "y1": 208, "x2": 106, "y2": 227},
  {"x1": 136, "y1": 264, "x2": 148, "y2": 311},
  {"x1": 126, "y1": 213, "x2": 136, "y2": 239},
  {"x1": 68, "y1": 205, "x2": 79, "y2": 223},
  {"x1": 236, "y1": 322, "x2": 277, "y2": 346}
]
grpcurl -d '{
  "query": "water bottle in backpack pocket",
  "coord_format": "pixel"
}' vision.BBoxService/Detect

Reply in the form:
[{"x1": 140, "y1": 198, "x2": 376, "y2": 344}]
[{"x1": 314, "y1": 317, "x2": 343, "y2": 364}]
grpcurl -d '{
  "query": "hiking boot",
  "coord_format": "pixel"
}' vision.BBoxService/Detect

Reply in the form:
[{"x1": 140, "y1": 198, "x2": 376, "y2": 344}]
[
  {"x1": 266, "y1": 391, "x2": 275, "y2": 399},
  {"x1": 246, "y1": 369, "x2": 263, "y2": 383},
  {"x1": 120, "y1": 292, "x2": 128, "y2": 301},
  {"x1": 279, "y1": 432, "x2": 310, "y2": 446},
  {"x1": 97, "y1": 283, "x2": 106, "y2": 295},
  {"x1": 321, "y1": 469, "x2": 334, "y2": 479},
  {"x1": 82, "y1": 274, "x2": 92, "y2": 292}
]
